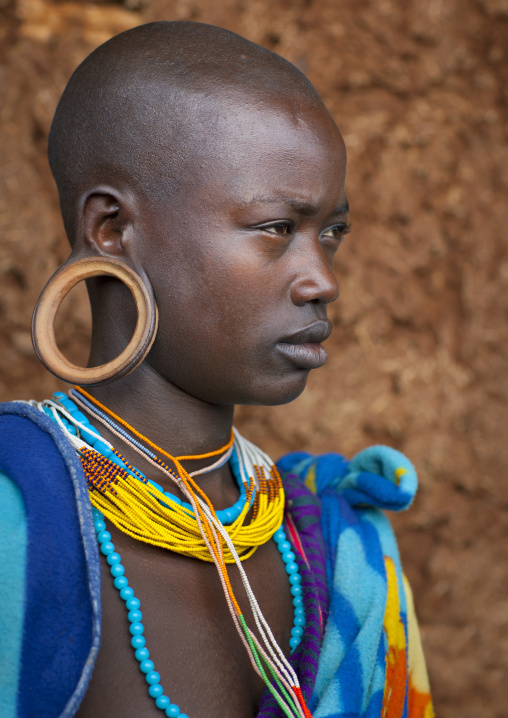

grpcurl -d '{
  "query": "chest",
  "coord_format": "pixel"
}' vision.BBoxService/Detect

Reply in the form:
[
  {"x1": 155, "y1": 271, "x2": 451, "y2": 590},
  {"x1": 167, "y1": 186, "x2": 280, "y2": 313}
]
[{"x1": 76, "y1": 523, "x2": 295, "y2": 718}]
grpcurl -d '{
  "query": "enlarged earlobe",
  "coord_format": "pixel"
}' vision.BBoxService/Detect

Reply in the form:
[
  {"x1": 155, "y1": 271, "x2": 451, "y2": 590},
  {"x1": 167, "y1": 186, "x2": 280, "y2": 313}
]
[
  {"x1": 32, "y1": 257, "x2": 158, "y2": 386},
  {"x1": 81, "y1": 190, "x2": 132, "y2": 257}
]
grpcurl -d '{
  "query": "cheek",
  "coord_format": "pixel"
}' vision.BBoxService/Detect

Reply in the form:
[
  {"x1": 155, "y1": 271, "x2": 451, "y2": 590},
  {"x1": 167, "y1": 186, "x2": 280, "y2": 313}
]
[
  {"x1": 145, "y1": 257, "x2": 308, "y2": 404},
  {"x1": 152, "y1": 272, "x2": 253, "y2": 357},
  {"x1": 145, "y1": 226, "x2": 289, "y2": 361},
  {"x1": 168, "y1": 253, "x2": 272, "y2": 325}
]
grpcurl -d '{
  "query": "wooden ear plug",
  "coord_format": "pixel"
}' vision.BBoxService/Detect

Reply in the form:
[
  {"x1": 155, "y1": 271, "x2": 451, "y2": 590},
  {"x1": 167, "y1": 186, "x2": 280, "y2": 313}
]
[{"x1": 31, "y1": 257, "x2": 158, "y2": 386}]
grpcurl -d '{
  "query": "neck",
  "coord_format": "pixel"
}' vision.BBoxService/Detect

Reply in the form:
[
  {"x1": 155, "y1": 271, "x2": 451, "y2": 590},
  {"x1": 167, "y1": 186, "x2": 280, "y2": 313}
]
[{"x1": 81, "y1": 362, "x2": 234, "y2": 461}]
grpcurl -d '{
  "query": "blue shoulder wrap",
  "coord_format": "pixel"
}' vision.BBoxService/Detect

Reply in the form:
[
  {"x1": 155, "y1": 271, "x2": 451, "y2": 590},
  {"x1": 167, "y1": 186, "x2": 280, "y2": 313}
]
[{"x1": 0, "y1": 402, "x2": 101, "y2": 718}]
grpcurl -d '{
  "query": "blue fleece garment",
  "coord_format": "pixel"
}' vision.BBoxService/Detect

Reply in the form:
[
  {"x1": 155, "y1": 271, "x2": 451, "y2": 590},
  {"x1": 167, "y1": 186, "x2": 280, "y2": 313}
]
[
  {"x1": 0, "y1": 472, "x2": 27, "y2": 717},
  {"x1": 0, "y1": 402, "x2": 101, "y2": 718}
]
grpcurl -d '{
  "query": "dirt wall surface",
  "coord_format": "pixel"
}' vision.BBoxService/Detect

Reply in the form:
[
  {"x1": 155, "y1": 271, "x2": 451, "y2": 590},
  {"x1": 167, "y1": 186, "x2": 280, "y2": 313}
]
[{"x1": 1, "y1": 0, "x2": 507, "y2": 714}]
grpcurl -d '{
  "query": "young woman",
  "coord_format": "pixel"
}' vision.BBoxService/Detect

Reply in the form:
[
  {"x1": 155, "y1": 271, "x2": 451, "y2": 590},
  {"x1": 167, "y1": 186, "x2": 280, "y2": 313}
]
[{"x1": 0, "y1": 21, "x2": 433, "y2": 718}]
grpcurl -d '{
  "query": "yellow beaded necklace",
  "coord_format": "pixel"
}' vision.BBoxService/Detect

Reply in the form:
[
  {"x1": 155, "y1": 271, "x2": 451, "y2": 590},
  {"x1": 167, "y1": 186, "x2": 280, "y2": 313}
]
[{"x1": 73, "y1": 386, "x2": 285, "y2": 563}]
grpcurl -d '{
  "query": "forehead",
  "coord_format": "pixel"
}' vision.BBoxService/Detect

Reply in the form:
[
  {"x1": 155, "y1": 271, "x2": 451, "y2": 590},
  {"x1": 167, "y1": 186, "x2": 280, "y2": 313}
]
[
  {"x1": 174, "y1": 94, "x2": 347, "y2": 209},
  {"x1": 198, "y1": 91, "x2": 343, "y2": 158}
]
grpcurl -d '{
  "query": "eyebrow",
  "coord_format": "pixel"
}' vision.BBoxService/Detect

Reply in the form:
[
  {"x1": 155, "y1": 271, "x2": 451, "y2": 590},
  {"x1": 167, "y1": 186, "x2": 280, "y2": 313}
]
[{"x1": 241, "y1": 195, "x2": 349, "y2": 217}]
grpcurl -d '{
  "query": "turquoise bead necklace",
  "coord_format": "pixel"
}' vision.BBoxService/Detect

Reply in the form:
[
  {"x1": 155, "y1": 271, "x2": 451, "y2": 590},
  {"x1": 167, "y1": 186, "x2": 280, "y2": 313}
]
[
  {"x1": 42, "y1": 393, "x2": 305, "y2": 716},
  {"x1": 93, "y1": 506, "x2": 189, "y2": 717}
]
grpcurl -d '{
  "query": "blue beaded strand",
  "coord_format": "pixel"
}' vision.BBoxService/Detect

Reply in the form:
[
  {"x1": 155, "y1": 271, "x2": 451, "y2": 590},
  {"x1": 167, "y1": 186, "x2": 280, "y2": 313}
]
[
  {"x1": 92, "y1": 506, "x2": 189, "y2": 718},
  {"x1": 273, "y1": 526, "x2": 305, "y2": 651}
]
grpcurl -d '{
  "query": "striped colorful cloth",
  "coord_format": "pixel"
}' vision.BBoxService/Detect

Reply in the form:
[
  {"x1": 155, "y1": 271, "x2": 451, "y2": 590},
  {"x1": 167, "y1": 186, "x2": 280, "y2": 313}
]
[{"x1": 258, "y1": 446, "x2": 434, "y2": 718}]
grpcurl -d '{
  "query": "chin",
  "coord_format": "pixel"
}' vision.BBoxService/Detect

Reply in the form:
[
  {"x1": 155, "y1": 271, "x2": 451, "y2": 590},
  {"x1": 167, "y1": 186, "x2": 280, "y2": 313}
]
[{"x1": 240, "y1": 370, "x2": 310, "y2": 407}]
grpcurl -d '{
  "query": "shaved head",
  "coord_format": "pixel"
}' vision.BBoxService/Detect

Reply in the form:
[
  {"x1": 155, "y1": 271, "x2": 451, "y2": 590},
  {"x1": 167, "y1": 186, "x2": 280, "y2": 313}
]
[
  {"x1": 44, "y1": 20, "x2": 347, "y2": 410},
  {"x1": 48, "y1": 21, "x2": 325, "y2": 242}
]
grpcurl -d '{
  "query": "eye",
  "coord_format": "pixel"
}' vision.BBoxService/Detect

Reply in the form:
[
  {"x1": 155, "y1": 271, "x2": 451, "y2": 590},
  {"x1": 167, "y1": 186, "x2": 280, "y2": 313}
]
[
  {"x1": 322, "y1": 223, "x2": 351, "y2": 240},
  {"x1": 257, "y1": 221, "x2": 293, "y2": 236}
]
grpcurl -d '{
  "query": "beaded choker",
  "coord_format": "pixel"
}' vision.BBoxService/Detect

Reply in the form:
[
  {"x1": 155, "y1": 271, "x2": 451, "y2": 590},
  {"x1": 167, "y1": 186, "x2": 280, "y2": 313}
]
[
  {"x1": 66, "y1": 386, "x2": 285, "y2": 563},
  {"x1": 28, "y1": 391, "x2": 313, "y2": 718}
]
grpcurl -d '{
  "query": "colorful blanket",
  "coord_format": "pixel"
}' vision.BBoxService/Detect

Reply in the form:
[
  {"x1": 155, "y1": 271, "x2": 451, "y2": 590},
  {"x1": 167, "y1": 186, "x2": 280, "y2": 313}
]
[{"x1": 272, "y1": 449, "x2": 434, "y2": 718}]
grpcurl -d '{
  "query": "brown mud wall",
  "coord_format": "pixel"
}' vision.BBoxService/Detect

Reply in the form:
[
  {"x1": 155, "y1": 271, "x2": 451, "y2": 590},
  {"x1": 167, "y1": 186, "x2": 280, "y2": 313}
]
[{"x1": 1, "y1": 1, "x2": 507, "y2": 715}]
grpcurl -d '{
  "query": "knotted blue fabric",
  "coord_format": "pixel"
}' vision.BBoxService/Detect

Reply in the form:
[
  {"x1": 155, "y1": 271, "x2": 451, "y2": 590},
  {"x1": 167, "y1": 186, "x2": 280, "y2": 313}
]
[{"x1": 278, "y1": 447, "x2": 421, "y2": 717}]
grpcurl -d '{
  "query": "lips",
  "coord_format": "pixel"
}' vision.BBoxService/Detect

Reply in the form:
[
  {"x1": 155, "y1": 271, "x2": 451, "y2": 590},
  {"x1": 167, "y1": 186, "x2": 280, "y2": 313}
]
[
  {"x1": 276, "y1": 320, "x2": 332, "y2": 369},
  {"x1": 278, "y1": 320, "x2": 332, "y2": 346}
]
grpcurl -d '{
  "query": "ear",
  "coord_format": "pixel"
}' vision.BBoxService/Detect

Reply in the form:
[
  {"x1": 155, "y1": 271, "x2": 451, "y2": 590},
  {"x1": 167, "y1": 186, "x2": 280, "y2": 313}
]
[{"x1": 80, "y1": 189, "x2": 135, "y2": 257}]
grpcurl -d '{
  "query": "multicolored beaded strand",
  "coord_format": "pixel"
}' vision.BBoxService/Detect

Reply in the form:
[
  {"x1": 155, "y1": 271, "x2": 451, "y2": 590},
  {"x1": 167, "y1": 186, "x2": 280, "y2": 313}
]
[
  {"x1": 71, "y1": 387, "x2": 249, "y2": 524},
  {"x1": 64, "y1": 393, "x2": 307, "y2": 715},
  {"x1": 46, "y1": 395, "x2": 279, "y2": 563},
  {"x1": 68, "y1": 388, "x2": 306, "y2": 656},
  {"x1": 26, "y1": 393, "x2": 309, "y2": 718},
  {"x1": 69, "y1": 388, "x2": 286, "y2": 563}
]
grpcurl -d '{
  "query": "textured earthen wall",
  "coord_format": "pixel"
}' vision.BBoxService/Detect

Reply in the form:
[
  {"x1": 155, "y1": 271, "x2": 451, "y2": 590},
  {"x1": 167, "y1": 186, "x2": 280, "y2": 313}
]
[{"x1": 1, "y1": 1, "x2": 507, "y2": 715}]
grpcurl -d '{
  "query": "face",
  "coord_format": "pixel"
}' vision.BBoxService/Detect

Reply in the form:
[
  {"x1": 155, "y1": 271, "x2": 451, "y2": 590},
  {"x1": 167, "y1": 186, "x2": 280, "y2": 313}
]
[{"x1": 135, "y1": 95, "x2": 348, "y2": 406}]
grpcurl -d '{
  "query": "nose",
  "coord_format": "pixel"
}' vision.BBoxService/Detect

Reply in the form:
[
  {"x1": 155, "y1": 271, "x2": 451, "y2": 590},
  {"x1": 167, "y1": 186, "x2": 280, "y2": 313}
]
[{"x1": 289, "y1": 245, "x2": 340, "y2": 307}]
